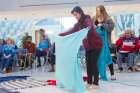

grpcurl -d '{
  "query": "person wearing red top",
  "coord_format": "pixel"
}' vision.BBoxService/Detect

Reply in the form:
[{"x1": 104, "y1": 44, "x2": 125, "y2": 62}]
[
  {"x1": 23, "y1": 36, "x2": 36, "y2": 68},
  {"x1": 116, "y1": 30, "x2": 138, "y2": 72},
  {"x1": 59, "y1": 6, "x2": 102, "y2": 88}
]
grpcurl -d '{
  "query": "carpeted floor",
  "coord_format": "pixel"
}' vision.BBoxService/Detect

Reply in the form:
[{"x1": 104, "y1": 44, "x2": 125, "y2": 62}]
[
  {"x1": 0, "y1": 88, "x2": 20, "y2": 93},
  {"x1": 0, "y1": 76, "x2": 48, "y2": 91}
]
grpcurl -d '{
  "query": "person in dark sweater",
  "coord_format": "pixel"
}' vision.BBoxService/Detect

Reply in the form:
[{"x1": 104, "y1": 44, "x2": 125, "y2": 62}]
[
  {"x1": 94, "y1": 5, "x2": 116, "y2": 80},
  {"x1": 59, "y1": 6, "x2": 102, "y2": 89},
  {"x1": 23, "y1": 36, "x2": 36, "y2": 68}
]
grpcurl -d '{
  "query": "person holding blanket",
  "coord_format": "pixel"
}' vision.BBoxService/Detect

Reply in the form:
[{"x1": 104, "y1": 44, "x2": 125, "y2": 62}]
[
  {"x1": 94, "y1": 5, "x2": 116, "y2": 80},
  {"x1": 59, "y1": 6, "x2": 102, "y2": 90}
]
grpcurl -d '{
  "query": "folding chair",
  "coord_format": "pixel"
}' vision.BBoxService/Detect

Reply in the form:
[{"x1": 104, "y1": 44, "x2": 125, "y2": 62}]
[
  {"x1": 77, "y1": 46, "x2": 86, "y2": 68},
  {"x1": 16, "y1": 48, "x2": 28, "y2": 70}
]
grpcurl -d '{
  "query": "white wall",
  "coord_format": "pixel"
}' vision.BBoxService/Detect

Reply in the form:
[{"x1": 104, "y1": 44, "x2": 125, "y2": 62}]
[{"x1": 0, "y1": 4, "x2": 140, "y2": 19}]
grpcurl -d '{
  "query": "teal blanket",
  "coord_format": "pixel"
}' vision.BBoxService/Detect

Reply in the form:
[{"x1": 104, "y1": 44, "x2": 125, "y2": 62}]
[
  {"x1": 96, "y1": 27, "x2": 113, "y2": 81},
  {"x1": 55, "y1": 28, "x2": 89, "y2": 93}
]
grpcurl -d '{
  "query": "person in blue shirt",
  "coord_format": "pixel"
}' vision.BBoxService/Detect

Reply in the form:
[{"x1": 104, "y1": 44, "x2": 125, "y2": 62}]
[
  {"x1": 1, "y1": 38, "x2": 17, "y2": 73},
  {"x1": 0, "y1": 39, "x2": 5, "y2": 70},
  {"x1": 36, "y1": 35, "x2": 50, "y2": 67}
]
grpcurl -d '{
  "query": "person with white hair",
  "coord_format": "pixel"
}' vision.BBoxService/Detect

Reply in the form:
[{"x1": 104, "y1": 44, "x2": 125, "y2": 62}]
[{"x1": 116, "y1": 29, "x2": 138, "y2": 72}]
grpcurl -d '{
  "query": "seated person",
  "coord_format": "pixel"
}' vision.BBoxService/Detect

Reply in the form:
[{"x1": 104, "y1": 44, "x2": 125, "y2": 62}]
[
  {"x1": 21, "y1": 32, "x2": 29, "y2": 48},
  {"x1": 36, "y1": 35, "x2": 50, "y2": 67},
  {"x1": 1, "y1": 38, "x2": 16, "y2": 73},
  {"x1": 134, "y1": 35, "x2": 140, "y2": 71},
  {"x1": 48, "y1": 43, "x2": 55, "y2": 72},
  {"x1": 0, "y1": 39, "x2": 5, "y2": 61},
  {"x1": 116, "y1": 29, "x2": 138, "y2": 72},
  {"x1": 23, "y1": 36, "x2": 36, "y2": 68},
  {"x1": 0, "y1": 39, "x2": 5, "y2": 70}
]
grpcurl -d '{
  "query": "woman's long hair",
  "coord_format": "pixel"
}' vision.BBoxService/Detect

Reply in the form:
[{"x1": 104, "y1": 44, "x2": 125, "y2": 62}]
[
  {"x1": 71, "y1": 6, "x2": 87, "y2": 29},
  {"x1": 96, "y1": 5, "x2": 109, "y2": 22}
]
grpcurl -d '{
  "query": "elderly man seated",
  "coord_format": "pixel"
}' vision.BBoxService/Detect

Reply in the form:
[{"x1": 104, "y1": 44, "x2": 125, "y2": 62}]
[
  {"x1": 23, "y1": 36, "x2": 36, "y2": 69},
  {"x1": 116, "y1": 29, "x2": 138, "y2": 72}
]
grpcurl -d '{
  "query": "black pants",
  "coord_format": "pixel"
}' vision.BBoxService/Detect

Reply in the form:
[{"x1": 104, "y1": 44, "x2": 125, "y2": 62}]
[
  {"x1": 108, "y1": 63, "x2": 114, "y2": 76},
  {"x1": 86, "y1": 49, "x2": 101, "y2": 85},
  {"x1": 37, "y1": 56, "x2": 47, "y2": 66},
  {"x1": 35, "y1": 49, "x2": 47, "y2": 66},
  {"x1": 108, "y1": 47, "x2": 115, "y2": 76},
  {"x1": 48, "y1": 52, "x2": 55, "y2": 66}
]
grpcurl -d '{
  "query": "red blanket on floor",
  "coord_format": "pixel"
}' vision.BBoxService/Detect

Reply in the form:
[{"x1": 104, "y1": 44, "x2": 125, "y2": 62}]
[{"x1": 47, "y1": 76, "x2": 88, "y2": 86}]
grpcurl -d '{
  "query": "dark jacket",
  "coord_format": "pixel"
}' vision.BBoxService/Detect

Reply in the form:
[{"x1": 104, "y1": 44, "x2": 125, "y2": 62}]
[{"x1": 59, "y1": 15, "x2": 103, "y2": 51}]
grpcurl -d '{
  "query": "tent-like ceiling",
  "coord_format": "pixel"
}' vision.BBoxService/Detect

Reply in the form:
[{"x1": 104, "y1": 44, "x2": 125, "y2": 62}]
[{"x1": 0, "y1": 0, "x2": 139, "y2": 11}]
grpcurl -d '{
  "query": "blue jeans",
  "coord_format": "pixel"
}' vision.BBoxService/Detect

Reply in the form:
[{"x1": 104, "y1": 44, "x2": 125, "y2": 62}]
[
  {"x1": 1, "y1": 57, "x2": 13, "y2": 70},
  {"x1": 116, "y1": 52, "x2": 135, "y2": 68}
]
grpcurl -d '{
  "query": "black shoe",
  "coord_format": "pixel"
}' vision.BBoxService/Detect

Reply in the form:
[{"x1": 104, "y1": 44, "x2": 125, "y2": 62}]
[
  {"x1": 20, "y1": 67, "x2": 24, "y2": 70},
  {"x1": 119, "y1": 67, "x2": 123, "y2": 72},
  {"x1": 128, "y1": 67, "x2": 133, "y2": 72},
  {"x1": 37, "y1": 65, "x2": 41, "y2": 68}
]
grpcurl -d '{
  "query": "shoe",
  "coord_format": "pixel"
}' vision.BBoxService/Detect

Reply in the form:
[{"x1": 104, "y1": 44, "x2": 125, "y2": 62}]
[
  {"x1": 128, "y1": 67, "x2": 133, "y2": 72},
  {"x1": 135, "y1": 67, "x2": 140, "y2": 72},
  {"x1": 2, "y1": 68, "x2": 6, "y2": 73},
  {"x1": 110, "y1": 75, "x2": 116, "y2": 80},
  {"x1": 118, "y1": 67, "x2": 123, "y2": 72},
  {"x1": 20, "y1": 67, "x2": 24, "y2": 70},
  {"x1": 48, "y1": 69, "x2": 55, "y2": 72},
  {"x1": 92, "y1": 84, "x2": 99, "y2": 89},
  {"x1": 86, "y1": 84, "x2": 92, "y2": 89},
  {"x1": 37, "y1": 65, "x2": 41, "y2": 68},
  {"x1": 2, "y1": 68, "x2": 6, "y2": 72}
]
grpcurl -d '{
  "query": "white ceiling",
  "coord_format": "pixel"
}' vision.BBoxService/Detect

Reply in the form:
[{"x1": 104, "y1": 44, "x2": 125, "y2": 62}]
[{"x1": 0, "y1": 0, "x2": 140, "y2": 11}]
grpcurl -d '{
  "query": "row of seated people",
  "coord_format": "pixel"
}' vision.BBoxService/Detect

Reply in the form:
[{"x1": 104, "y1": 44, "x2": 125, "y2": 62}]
[
  {"x1": 115, "y1": 29, "x2": 140, "y2": 72},
  {"x1": 23, "y1": 35, "x2": 55, "y2": 72},
  {"x1": 1, "y1": 29, "x2": 140, "y2": 73},
  {"x1": 0, "y1": 36, "x2": 55, "y2": 73},
  {"x1": 0, "y1": 38, "x2": 17, "y2": 73}
]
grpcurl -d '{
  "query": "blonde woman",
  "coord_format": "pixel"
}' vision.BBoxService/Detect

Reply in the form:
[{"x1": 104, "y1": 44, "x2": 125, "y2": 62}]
[{"x1": 94, "y1": 5, "x2": 116, "y2": 80}]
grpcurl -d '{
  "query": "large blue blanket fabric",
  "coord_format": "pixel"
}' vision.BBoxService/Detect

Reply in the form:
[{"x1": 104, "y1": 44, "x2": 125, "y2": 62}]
[{"x1": 55, "y1": 28, "x2": 89, "y2": 93}]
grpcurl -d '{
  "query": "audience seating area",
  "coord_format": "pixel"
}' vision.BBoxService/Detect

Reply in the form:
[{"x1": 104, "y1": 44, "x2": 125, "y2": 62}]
[{"x1": 0, "y1": 19, "x2": 35, "y2": 46}]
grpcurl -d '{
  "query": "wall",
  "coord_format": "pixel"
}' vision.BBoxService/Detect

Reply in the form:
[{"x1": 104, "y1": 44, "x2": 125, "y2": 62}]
[
  {"x1": 0, "y1": 3, "x2": 140, "y2": 45},
  {"x1": 0, "y1": 4, "x2": 140, "y2": 19}
]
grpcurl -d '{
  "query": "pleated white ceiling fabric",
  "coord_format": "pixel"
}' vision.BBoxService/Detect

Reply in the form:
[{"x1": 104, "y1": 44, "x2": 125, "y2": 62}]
[{"x1": 0, "y1": 0, "x2": 139, "y2": 11}]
